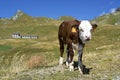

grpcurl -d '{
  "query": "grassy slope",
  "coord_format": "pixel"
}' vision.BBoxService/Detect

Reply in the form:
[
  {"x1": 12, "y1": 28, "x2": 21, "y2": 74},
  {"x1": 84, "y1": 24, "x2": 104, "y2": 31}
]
[
  {"x1": 0, "y1": 20, "x2": 120, "y2": 80},
  {"x1": 93, "y1": 12, "x2": 120, "y2": 25}
]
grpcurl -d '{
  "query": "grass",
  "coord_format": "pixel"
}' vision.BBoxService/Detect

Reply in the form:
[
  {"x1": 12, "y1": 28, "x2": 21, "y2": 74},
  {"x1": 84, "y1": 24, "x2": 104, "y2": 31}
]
[
  {"x1": 0, "y1": 45, "x2": 12, "y2": 51},
  {"x1": 93, "y1": 11, "x2": 120, "y2": 25},
  {"x1": 3, "y1": 48, "x2": 119, "y2": 80},
  {"x1": 0, "y1": 20, "x2": 120, "y2": 79}
]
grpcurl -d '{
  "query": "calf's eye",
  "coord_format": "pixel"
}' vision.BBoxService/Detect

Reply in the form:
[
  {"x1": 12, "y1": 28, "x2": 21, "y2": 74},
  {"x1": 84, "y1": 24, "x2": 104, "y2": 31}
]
[{"x1": 80, "y1": 29, "x2": 84, "y2": 32}]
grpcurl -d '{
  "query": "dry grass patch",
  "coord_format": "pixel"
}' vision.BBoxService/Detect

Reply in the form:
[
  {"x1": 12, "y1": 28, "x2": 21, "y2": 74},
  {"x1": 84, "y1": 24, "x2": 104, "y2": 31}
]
[
  {"x1": 26, "y1": 55, "x2": 47, "y2": 69},
  {"x1": 9, "y1": 52, "x2": 27, "y2": 73},
  {"x1": 83, "y1": 49, "x2": 120, "y2": 75},
  {"x1": 95, "y1": 44, "x2": 114, "y2": 50}
]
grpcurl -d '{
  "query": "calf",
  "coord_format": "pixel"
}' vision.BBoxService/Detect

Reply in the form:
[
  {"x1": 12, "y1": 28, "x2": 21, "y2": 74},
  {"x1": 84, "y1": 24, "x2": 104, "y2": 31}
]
[{"x1": 58, "y1": 20, "x2": 97, "y2": 74}]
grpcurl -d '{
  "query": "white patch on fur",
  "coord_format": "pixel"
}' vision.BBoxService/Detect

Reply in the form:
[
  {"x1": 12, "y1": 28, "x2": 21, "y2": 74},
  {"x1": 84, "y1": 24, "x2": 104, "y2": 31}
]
[
  {"x1": 72, "y1": 43, "x2": 83, "y2": 52},
  {"x1": 69, "y1": 61, "x2": 74, "y2": 71},
  {"x1": 59, "y1": 57, "x2": 63, "y2": 65},
  {"x1": 79, "y1": 20, "x2": 92, "y2": 43},
  {"x1": 72, "y1": 43, "x2": 78, "y2": 51},
  {"x1": 66, "y1": 61, "x2": 69, "y2": 67}
]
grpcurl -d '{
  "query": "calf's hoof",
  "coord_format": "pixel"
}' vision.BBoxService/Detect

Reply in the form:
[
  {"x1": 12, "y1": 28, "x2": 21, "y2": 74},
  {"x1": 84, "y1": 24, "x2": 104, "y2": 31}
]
[
  {"x1": 59, "y1": 57, "x2": 63, "y2": 65},
  {"x1": 69, "y1": 65, "x2": 74, "y2": 71},
  {"x1": 78, "y1": 67, "x2": 83, "y2": 74},
  {"x1": 69, "y1": 62, "x2": 74, "y2": 71},
  {"x1": 66, "y1": 62, "x2": 69, "y2": 67}
]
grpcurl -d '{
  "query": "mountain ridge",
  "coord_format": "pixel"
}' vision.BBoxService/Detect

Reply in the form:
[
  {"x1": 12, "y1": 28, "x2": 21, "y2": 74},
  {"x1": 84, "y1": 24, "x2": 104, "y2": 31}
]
[{"x1": 1, "y1": 7, "x2": 120, "y2": 26}]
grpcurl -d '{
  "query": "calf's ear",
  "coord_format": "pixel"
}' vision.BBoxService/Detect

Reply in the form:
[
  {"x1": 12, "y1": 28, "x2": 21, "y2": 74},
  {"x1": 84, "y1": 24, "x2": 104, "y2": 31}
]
[{"x1": 91, "y1": 24, "x2": 98, "y2": 32}]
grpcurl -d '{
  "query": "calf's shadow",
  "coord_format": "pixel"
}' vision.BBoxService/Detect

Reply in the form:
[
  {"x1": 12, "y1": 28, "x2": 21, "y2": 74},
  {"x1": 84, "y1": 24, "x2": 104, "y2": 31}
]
[
  {"x1": 63, "y1": 61, "x2": 92, "y2": 74},
  {"x1": 74, "y1": 61, "x2": 92, "y2": 74}
]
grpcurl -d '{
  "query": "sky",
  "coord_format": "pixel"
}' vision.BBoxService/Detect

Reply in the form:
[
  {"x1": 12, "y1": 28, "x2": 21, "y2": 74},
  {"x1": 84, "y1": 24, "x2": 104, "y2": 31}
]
[{"x1": 0, "y1": 0, "x2": 120, "y2": 20}]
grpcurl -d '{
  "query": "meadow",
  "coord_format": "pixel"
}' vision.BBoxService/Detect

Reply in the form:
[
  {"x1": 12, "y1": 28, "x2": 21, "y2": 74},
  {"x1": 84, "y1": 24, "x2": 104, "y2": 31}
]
[{"x1": 0, "y1": 21, "x2": 120, "y2": 80}]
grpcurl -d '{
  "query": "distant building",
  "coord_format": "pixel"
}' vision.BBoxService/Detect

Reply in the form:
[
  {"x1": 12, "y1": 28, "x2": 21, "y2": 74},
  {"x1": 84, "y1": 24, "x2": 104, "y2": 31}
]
[
  {"x1": 12, "y1": 33, "x2": 21, "y2": 38},
  {"x1": 12, "y1": 33, "x2": 38, "y2": 39},
  {"x1": 21, "y1": 35, "x2": 38, "y2": 39}
]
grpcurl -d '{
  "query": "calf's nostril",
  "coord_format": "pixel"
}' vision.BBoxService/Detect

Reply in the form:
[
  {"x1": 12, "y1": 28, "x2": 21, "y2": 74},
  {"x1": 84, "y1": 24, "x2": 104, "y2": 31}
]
[
  {"x1": 85, "y1": 36, "x2": 89, "y2": 38},
  {"x1": 85, "y1": 36, "x2": 90, "y2": 41}
]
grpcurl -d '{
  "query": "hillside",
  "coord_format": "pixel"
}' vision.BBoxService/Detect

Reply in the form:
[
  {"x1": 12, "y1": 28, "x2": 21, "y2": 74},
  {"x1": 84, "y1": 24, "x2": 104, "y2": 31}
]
[
  {"x1": 92, "y1": 7, "x2": 120, "y2": 25},
  {"x1": 0, "y1": 9, "x2": 120, "y2": 80}
]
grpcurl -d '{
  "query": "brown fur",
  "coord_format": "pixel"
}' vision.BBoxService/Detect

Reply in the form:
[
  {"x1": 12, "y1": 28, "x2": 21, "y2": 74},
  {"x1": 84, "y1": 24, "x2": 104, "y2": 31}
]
[{"x1": 58, "y1": 20, "x2": 82, "y2": 62}]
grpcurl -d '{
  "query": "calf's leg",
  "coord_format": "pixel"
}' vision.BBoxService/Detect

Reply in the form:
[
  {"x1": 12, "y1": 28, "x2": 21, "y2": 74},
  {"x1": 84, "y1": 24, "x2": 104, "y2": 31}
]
[
  {"x1": 68, "y1": 44, "x2": 74, "y2": 71},
  {"x1": 66, "y1": 45, "x2": 69, "y2": 67},
  {"x1": 59, "y1": 40, "x2": 64, "y2": 65},
  {"x1": 78, "y1": 44, "x2": 84, "y2": 74}
]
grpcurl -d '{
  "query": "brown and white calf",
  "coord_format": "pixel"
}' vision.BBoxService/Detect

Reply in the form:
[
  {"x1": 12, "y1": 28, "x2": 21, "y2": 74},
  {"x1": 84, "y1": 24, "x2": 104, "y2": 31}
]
[{"x1": 58, "y1": 20, "x2": 97, "y2": 74}]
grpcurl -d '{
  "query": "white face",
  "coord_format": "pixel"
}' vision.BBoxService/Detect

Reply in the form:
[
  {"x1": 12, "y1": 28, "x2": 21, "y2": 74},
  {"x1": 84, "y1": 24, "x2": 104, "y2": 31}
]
[{"x1": 79, "y1": 21, "x2": 93, "y2": 43}]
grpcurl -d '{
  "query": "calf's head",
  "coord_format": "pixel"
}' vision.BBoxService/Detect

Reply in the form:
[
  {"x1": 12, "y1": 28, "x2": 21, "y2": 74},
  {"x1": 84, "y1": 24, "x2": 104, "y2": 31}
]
[{"x1": 79, "y1": 21, "x2": 97, "y2": 43}]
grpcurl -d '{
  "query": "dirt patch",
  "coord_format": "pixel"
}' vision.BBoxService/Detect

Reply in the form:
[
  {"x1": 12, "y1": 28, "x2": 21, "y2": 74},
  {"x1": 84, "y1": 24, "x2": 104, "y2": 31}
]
[
  {"x1": 13, "y1": 65, "x2": 64, "y2": 80},
  {"x1": 26, "y1": 55, "x2": 47, "y2": 69}
]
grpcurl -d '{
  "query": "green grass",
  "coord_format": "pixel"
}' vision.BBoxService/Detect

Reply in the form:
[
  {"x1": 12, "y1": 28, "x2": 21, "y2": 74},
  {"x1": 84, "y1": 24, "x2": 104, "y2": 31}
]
[
  {"x1": 0, "y1": 18, "x2": 120, "y2": 80},
  {"x1": 0, "y1": 45, "x2": 12, "y2": 51}
]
